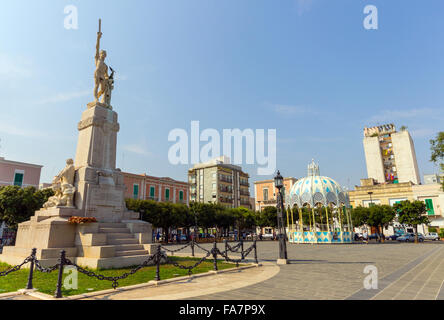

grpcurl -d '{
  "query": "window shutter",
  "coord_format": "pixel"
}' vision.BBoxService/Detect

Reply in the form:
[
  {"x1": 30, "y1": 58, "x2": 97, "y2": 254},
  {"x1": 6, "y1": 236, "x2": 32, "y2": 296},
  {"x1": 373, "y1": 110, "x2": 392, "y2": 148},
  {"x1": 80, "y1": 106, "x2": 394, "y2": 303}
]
[
  {"x1": 133, "y1": 185, "x2": 139, "y2": 199},
  {"x1": 14, "y1": 173, "x2": 24, "y2": 187}
]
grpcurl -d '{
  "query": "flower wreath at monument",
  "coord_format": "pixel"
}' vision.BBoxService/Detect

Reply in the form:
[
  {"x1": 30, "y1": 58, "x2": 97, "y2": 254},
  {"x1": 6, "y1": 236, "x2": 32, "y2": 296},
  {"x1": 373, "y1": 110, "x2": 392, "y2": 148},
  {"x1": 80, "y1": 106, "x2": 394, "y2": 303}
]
[{"x1": 68, "y1": 217, "x2": 98, "y2": 224}]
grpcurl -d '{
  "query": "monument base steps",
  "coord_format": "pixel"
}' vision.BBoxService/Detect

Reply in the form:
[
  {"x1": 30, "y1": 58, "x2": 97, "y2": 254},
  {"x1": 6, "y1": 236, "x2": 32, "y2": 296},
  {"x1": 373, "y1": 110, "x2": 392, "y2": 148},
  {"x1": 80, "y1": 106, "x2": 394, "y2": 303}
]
[{"x1": 0, "y1": 219, "x2": 154, "y2": 269}]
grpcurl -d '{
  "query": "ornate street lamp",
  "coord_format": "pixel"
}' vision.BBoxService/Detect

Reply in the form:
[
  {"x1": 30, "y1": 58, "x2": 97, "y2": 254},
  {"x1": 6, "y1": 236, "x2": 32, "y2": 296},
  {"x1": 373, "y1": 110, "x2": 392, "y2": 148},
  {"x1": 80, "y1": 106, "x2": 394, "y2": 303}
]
[
  {"x1": 274, "y1": 170, "x2": 288, "y2": 264},
  {"x1": 368, "y1": 192, "x2": 373, "y2": 207}
]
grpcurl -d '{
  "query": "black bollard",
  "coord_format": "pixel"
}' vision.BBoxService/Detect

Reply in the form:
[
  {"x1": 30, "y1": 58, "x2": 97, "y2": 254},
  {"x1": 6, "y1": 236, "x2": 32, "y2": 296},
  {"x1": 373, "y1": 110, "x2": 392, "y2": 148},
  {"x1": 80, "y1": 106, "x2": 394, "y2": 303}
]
[
  {"x1": 240, "y1": 239, "x2": 244, "y2": 260},
  {"x1": 213, "y1": 238, "x2": 218, "y2": 271},
  {"x1": 155, "y1": 245, "x2": 161, "y2": 281},
  {"x1": 253, "y1": 240, "x2": 258, "y2": 264},
  {"x1": 54, "y1": 250, "x2": 65, "y2": 298},
  {"x1": 26, "y1": 248, "x2": 37, "y2": 290},
  {"x1": 224, "y1": 239, "x2": 228, "y2": 260},
  {"x1": 191, "y1": 239, "x2": 195, "y2": 257}
]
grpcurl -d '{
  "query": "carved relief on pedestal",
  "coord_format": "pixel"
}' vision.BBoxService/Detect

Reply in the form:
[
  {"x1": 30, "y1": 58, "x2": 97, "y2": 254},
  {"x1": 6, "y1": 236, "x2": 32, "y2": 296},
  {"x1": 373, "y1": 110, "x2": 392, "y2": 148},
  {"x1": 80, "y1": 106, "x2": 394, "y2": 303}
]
[{"x1": 43, "y1": 159, "x2": 77, "y2": 209}]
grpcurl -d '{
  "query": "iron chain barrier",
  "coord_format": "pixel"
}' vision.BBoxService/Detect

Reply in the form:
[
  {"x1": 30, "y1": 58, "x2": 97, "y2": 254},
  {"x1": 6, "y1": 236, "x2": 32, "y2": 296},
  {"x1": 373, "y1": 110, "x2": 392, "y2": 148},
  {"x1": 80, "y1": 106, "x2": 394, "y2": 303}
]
[{"x1": 0, "y1": 239, "x2": 259, "y2": 299}]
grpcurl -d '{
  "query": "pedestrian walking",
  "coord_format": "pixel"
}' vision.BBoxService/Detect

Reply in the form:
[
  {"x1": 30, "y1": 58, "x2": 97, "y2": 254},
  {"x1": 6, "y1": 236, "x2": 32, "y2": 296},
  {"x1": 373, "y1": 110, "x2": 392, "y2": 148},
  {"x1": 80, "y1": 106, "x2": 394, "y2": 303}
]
[{"x1": 363, "y1": 229, "x2": 369, "y2": 244}]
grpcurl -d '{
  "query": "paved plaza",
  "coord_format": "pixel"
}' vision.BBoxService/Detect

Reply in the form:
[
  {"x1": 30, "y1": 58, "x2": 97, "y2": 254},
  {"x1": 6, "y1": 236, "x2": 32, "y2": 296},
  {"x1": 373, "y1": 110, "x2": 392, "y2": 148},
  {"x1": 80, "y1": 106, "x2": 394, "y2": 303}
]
[
  {"x1": 1, "y1": 240, "x2": 443, "y2": 300},
  {"x1": 171, "y1": 240, "x2": 444, "y2": 300}
]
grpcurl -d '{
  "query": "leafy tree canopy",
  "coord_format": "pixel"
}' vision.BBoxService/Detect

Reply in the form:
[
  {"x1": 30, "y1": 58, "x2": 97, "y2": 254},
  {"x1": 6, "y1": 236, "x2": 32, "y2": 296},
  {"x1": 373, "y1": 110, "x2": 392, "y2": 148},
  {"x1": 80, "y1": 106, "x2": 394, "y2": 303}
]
[{"x1": 0, "y1": 186, "x2": 54, "y2": 229}]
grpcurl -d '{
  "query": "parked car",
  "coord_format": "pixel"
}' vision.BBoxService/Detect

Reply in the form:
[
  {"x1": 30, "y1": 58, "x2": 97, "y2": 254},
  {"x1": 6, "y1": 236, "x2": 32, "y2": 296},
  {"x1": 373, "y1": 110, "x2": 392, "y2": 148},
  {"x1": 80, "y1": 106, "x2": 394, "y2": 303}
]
[
  {"x1": 262, "y1": 233, "x2": 274, "y2": 239},
  {"x1": 397, "y1": 233, "x2": 424, "y2": 242},
  {"x1": 386, "y1": 234, "x2": 402, "y2": 241},
  {"x1": 424, "y1": 232, "x2": 440, "y2": 241}
]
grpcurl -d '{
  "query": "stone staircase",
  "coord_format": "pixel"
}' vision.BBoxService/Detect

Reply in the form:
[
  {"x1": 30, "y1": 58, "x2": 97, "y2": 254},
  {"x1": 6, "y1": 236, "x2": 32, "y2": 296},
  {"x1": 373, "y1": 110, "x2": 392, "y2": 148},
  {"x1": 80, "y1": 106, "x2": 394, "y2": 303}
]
[{"x1": 98, "y1": 223, "x2": 149, "y2": 257}]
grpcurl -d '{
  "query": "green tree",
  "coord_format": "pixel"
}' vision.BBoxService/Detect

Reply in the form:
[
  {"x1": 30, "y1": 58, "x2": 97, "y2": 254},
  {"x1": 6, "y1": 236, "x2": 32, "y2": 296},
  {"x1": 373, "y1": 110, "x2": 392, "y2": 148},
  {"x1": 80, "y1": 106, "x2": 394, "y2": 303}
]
[
  {"x1": 0, "y1": 186, "x2": 54, "y2": 229},
  {"x1": 126, "y1": 199, "x2": 192, "y2": 243},
  {"x1": 231, "y1": 207, "x2": 256, "y2": 237},
  {"x1": 430, "y1": 131, "x2": 444, "y2": 190},
  {"x1": 214, "y1": 204, "x2": 233, "y2": 237},
  {"x1": 394, "y1": 200, "x2": 430, "y2": 243},
  {"x1": 257, "y1": 206, "x2": 277, "y2": 229},
  {"x1": 367, "y1": 205, "x2": 396, "y2": 242},
  {"x1": 351, "y1": 206, "x2": 369, "y2": 228}
]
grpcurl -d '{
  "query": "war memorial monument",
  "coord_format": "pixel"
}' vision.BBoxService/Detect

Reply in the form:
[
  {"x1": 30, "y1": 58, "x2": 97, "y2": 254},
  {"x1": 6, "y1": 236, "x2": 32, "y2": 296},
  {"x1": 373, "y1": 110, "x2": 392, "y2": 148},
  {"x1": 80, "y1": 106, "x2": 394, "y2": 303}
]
[{"x1": 0, "y1": 20, "x2": 153, "y2": 269}]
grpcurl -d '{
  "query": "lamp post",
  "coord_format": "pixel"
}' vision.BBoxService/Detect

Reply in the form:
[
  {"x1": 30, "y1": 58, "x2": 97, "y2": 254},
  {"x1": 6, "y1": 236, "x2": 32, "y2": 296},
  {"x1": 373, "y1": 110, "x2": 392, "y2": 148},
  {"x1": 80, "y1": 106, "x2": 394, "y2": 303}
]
[
  {"x1": 368, "y1": 192, "x2": 373, "y2": 207},
  {"x1": 274, "y1": 170, "x2": 288, "y2": 264},
  {"x1": 191, "y1": 204, "x2": 198, "y2": 241}
]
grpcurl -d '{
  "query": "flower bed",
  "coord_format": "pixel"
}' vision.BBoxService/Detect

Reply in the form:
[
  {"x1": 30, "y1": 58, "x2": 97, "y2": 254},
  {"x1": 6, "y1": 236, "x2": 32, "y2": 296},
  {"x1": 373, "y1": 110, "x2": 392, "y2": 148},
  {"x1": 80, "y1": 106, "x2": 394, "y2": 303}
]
[{"x1": 68, "y1": 216, "x2": 97, "y2": 224}]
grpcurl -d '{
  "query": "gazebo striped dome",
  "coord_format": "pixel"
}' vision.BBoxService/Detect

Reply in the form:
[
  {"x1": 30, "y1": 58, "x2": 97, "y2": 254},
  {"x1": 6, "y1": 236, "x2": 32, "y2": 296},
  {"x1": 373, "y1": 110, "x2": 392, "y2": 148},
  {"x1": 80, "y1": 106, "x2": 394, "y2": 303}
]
[{"x1": 287, "y1": 160, "x2": 349, "y2": 208}]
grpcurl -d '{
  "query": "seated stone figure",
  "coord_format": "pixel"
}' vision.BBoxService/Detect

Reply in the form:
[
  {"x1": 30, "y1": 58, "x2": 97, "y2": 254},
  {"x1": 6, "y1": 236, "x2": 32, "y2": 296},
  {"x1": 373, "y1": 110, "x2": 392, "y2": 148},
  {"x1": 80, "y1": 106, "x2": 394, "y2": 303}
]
[{"x1": 43, "y1": 158, "x2": 76, "y2": 208}]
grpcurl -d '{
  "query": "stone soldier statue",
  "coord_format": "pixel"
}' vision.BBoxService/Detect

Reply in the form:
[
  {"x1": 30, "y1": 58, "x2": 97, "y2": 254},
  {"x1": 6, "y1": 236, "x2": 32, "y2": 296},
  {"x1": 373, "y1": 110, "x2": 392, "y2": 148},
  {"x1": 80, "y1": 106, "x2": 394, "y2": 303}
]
[
  {"x1": 93, "y1": 19, "x2": 114, "y2": 106},
  {"x1": 104, "y1": 66, "x2": 115, "y2": 106}
]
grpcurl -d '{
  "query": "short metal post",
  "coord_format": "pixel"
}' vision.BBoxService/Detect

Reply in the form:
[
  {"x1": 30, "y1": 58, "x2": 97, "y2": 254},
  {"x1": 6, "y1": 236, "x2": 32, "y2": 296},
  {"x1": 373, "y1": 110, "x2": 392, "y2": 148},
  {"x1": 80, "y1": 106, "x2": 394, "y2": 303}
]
[
  {"x1": 254, "y1": 240, "x2": 258, "y2": 264},
  {"x1": 191, "y1": 239, "x2": 195, "y2": 257},
  {"x1": 213, "y1": 239, "x2": 218, "y2": 271},
  {"x1": 155, "y1": 245, "x2": 161, "y2": 281},
  {"x1": 224, "y1": 239, "x2": 228, "y2": 260},
  {"x1": 54, "y1": 250, "x2": 65, "y2": 298},
  {"x1": 26, "y1": 248, "x2": 36, "y2": 290},
  {"x1": 240, "y1": 239, "x2": 244, "y2": 260}
]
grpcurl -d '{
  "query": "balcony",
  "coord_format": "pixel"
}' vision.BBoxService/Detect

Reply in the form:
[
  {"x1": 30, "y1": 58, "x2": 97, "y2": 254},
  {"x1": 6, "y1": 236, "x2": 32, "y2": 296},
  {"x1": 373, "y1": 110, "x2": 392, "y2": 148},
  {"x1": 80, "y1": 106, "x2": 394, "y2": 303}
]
[
  {"x1": 219, "y1": 186, "x2": 233, "y2": 193},
  {"x1": 219, "y1": 175, "x2": 233, "y2": 183},
  {"x1": 219, "y1": 197, "x2": 233, "y2": 204},
  {"x1": 262, "y1": 199, "x2": 277, "y2": 205},
  {"x1": 240, "y1": 190, "x2": 250, "y2": 196},
  {"x1": 240, "y1": 181, "x2": 249, "y2": 187}
]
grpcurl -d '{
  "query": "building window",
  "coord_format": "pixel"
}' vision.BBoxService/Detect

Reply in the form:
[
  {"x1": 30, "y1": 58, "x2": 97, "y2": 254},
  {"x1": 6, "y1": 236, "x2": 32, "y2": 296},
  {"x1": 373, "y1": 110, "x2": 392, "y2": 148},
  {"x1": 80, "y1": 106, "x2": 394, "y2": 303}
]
[
  {"x1": 179, "y1": 190, "x2": 184, "y2": 201},
  {"x1": 133, "y1": 184, "x2": 139, "y2": 199},
  {"x1": 165, "y1": 188, "x2": 170, "y2": 200},
  {"x1": 212, "y1": 183, "x2": 216, "y2": 190},
  {"x1": 263, "y1": 188, "x2": 268, "y2": 201},
  {"x1": 13, "y1": 172, "x2": 24, "y2": 187},
  {"x1": 425, "y1": 199, "x2": 435, "y2": 215},
  {"x1": 150, "y1": 186, "x2": 155, "y2": 199}
]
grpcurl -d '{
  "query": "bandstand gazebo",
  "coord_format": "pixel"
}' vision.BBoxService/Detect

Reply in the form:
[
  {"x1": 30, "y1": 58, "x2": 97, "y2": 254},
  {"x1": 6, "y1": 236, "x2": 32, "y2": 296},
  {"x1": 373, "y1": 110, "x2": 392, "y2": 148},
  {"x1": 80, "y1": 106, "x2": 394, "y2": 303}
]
[{"x1": 285, "y1": 160, "x2": 354, "y2": 244}]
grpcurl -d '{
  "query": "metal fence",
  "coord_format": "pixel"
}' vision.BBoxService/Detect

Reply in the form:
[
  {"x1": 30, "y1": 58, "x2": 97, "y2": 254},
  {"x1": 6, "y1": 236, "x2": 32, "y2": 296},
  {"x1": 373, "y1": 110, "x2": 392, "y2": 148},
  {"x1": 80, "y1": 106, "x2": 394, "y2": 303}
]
[{"x1": 0, "y1": 239, "x2": 258, "y2": 299}]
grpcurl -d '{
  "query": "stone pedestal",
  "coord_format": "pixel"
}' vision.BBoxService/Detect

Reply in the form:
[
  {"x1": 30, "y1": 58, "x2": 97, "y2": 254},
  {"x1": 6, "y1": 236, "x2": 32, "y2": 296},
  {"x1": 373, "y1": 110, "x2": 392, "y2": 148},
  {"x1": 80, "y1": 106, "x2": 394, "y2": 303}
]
[{"x1": 74, "y1": 102, "x2": 138, "y2": 222}]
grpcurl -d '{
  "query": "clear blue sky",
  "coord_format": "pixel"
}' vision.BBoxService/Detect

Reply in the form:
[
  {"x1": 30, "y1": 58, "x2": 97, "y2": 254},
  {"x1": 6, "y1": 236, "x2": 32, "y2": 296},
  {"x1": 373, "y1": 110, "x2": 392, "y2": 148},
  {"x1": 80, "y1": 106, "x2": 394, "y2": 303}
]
[{"x1": 0, "y1": 0, "x2": 443, "y2": 191}]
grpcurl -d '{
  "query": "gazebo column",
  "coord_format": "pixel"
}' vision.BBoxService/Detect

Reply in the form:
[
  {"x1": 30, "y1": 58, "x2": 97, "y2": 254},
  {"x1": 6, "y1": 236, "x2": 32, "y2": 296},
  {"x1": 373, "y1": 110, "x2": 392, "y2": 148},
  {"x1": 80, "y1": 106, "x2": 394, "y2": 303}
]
[
  {"x1": 311, "y1": 207, "x2": 316, "y2": 232},
  {"x1": 325, "y1": 205, "x2": 330, "y2": 232},
  {"x1": 286, "y1": 206, "x2": 290, "y2": 233},
  {"x1": 298, "y1": 207, "x2": 303, "y2": 233},
  {"x1": 311, "y1": 206, "x2": 317, "y2": 243},
  {"x1": 345, "y1": 206, "x2": 353, "y2": 234},
  {"x1": 338, "y1": 205, "x2": 344, "y2": 242},
  {"x1": 290, "y1": 207, "x2": 295, "y2": 234},
  {"x1": 307, "y1": 206, "x2": 313, "y2": 233}
]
